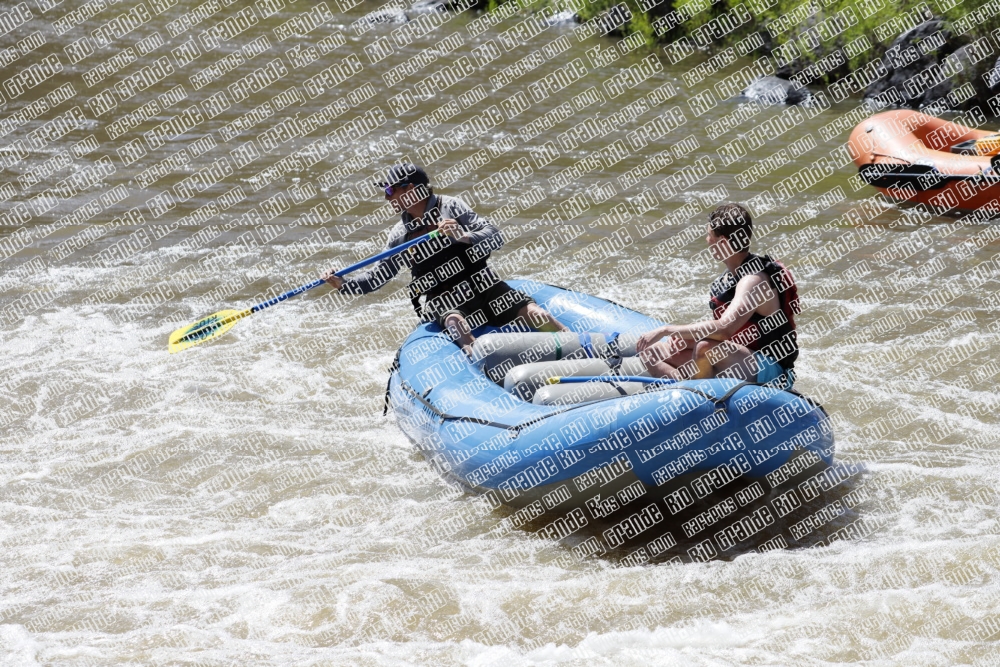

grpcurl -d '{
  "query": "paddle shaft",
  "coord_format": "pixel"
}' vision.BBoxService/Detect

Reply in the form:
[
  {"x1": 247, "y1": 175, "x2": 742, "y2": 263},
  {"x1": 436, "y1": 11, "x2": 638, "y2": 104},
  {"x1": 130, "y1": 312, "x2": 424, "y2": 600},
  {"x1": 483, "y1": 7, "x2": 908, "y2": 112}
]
[
  {"x1": 248, "y1": 230, "x2": 440, "y2": 316},
  {"x1": 552, "y1": 376, "x2": 676, "y2": 385},
  {"x1": 176, "y1": 231, "x2": 441, "y2": 344}
]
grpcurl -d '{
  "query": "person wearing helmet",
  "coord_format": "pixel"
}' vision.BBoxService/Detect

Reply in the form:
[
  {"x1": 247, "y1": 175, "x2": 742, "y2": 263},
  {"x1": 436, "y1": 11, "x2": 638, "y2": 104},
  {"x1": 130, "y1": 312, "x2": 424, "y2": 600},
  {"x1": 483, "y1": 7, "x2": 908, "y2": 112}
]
[{"x1": 322, "y1": 163, "x2": 568, "y2": 355}]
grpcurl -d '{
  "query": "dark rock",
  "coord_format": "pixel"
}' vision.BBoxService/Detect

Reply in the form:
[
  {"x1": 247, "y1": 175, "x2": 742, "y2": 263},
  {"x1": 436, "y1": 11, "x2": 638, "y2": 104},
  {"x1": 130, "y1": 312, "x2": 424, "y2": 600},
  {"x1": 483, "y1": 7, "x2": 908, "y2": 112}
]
[
  {"x1": 358, "y1": 8, "x2": 409, "y2": 26},
  {"x1": 945, "y1": 45, "x2": 995, "y2": 110},
  {"x1": 987, "y1": 56, "x2": 1000, "y2": 89},
  {"x1": 863, "y1": 17, "x2": 983, "y2": 111},
  {"x1": 740, "y1": 76, "x2": 813, "y2": 105},
  {"x1": 773, "y1": 63, "x2": 795, "y2": 80}
]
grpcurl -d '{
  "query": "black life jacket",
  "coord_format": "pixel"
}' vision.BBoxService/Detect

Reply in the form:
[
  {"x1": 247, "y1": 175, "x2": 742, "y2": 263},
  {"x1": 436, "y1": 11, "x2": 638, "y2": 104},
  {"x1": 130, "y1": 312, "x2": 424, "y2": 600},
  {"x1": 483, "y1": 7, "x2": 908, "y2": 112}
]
[
  {"x1": 709, "y1": 252, "x2": 800, "y2": 369},
  {"x1": 402, "y1": 199, "x2": 493, "y2": 314}
]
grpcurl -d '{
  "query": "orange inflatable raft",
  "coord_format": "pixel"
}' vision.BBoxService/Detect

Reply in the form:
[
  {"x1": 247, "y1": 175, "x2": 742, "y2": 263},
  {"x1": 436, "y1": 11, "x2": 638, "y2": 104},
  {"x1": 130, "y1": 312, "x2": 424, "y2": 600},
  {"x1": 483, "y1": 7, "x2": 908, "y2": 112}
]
[{"x1": 850, "y1": 109, "x2": 1000, "y2": 216}]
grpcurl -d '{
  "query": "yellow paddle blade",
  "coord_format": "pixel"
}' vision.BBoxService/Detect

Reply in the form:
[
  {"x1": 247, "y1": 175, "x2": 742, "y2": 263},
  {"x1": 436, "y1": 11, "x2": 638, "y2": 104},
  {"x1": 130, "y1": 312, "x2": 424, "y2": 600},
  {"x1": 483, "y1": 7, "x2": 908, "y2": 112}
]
[{"x1": 168, "y1": 309, "x2": 250, "y2": 353}]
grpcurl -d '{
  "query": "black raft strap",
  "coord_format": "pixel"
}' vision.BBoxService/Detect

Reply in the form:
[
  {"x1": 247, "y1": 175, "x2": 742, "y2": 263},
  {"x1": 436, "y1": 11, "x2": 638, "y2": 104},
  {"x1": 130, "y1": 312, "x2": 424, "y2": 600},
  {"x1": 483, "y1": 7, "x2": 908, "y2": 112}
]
[
  {"x1": 397, "y1": 377, "x2": 516, "y2": 430},
  {"x1": 391, "y1": 372, "x2": 820, "y2": 438},
  {"x1": 714, "y1": 380, "x2": 754, "y2": 405},
  {"x1": 668, "y1": 380, "x2": 754, "y2": 413},
  {"x1": 605, "y1": 355, "x2": 623, "y2": 374},
  {"x1": 383, "y1": 349, "x2": 402, "y2": 417},
  {"x1": 674, "y1": 377, "x2": 819, "y2": 415},
  {"x1": 395, "y1": 374, "x2": 754, "y2": 433}
]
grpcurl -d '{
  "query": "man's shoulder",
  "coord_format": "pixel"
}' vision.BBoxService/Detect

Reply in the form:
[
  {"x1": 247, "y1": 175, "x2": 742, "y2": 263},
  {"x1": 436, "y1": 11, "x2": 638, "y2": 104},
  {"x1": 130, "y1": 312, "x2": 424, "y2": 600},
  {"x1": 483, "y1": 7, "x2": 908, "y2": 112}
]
[
  {"x1": 732, "y1": 254, "x2": 769, "y2": 281},
  {"x1": 732, "y1": 267, "x2": 770, "y2": 300},
  {"x1": 735, "y1": 271, "x2": 769, "y2": 288},
  {"x1": 436, "y1": 193, "x2": 472, "y2": 214}
]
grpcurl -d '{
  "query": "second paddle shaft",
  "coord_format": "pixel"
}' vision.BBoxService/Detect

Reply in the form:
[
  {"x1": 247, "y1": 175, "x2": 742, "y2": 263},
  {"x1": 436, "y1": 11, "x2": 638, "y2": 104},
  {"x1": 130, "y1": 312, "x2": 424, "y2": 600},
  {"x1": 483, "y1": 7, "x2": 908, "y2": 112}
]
[{"x1": 548, "y1": 376, "x2": 677, "y2": 385}]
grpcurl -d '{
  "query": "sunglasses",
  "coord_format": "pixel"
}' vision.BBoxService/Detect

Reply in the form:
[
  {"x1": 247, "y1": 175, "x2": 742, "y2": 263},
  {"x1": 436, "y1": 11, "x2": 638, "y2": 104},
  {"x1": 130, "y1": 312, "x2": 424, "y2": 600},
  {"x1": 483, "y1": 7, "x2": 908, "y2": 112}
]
[{"x1": 384, "y1": 183, "x2": 411, "y2": 196}]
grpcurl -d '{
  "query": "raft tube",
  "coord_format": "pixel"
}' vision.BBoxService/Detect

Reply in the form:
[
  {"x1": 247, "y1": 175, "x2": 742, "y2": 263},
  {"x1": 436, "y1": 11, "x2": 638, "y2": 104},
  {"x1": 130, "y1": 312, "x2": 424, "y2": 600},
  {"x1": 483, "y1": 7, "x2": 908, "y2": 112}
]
[
  {"x1": 473, "y1": 331, "x2": 640, "y2": 382},
  {"x1": 389, "y1": 281, "x2": 834, "y2": 513},
  {"x1": 849, "y1": 109, "x2": 1000, "y2": 216},
  {"x1": 503, "y1": 356, "x2": 649, "y2": 402},
  {"x1": 531, "y1": 376, "x2": 650, "y2": 405}
]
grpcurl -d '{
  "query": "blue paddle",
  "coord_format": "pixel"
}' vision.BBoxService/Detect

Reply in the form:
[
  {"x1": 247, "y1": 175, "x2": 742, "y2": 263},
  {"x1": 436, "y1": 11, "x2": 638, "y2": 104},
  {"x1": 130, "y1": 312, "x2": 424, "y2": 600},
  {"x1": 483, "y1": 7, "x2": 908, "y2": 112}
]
[
  {"x1": 547, "y1": 376, "x2": 677, "y2": 385},
  {"x1": 168, "y1": 230, "x2": 440, "y2": 353}
]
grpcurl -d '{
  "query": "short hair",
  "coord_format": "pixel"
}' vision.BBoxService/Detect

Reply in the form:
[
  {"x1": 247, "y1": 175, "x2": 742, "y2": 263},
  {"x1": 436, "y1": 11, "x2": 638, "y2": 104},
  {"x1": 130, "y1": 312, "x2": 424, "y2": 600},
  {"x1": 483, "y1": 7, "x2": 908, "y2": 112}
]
[{"x1": 709, "y1": 203, "x2": 753, "y2": 252}]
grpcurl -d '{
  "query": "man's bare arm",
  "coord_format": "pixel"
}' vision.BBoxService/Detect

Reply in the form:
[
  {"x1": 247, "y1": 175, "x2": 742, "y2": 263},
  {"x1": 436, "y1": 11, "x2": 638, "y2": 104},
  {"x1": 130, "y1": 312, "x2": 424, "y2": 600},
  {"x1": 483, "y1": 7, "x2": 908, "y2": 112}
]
[{"x1": 636, "y1": 275, "x2": 773, "y2": 352}]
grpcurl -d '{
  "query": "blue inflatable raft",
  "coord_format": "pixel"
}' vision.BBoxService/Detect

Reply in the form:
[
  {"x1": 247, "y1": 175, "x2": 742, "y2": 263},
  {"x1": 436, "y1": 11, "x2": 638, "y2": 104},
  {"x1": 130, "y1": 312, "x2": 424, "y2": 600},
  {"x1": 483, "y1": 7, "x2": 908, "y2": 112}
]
[{"x1": 388, "y1": 281, "x2": 835, "y2": 526}]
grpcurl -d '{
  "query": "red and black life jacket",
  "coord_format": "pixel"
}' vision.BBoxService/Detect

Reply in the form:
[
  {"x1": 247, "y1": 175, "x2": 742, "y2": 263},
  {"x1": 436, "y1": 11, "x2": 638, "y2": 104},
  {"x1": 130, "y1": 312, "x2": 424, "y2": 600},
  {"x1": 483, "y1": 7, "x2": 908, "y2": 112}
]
[{"x1": 708, "y1": 252, "x2": 800, "y2": 369}]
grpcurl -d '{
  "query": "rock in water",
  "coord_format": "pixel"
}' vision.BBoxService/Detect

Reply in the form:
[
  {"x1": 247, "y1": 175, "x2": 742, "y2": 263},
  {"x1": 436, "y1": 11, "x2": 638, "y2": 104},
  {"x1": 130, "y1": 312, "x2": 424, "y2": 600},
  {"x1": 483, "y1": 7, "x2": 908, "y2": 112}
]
[
  {"x1": 863, "y1": 16, "x2": 990, "y2": 111},
  {"x1": 987, "y1": 56, "x2": 1000, "y2": 90},
  {"x1": 945, "y1": 45, "x2": 995, "y2": 110},
  {"x1": 358, "y1": 8, "x2": 409, "y2": 25},
  {"x1": 740, "y1": 76, "x2": 813, "y2": 105}
]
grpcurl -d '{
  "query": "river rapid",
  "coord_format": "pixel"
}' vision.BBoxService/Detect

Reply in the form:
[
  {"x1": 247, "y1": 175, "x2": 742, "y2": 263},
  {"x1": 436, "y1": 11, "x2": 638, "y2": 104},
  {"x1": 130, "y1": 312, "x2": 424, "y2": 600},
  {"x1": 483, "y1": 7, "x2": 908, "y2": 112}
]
[{"x1": 1, "y1": 0, "x2": 999, "y2": 664}]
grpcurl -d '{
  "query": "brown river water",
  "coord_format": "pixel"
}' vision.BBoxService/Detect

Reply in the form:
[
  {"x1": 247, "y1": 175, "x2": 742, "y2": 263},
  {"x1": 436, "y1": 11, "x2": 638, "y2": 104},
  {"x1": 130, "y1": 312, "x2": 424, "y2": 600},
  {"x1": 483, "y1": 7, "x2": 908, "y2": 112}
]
[{"x1": 1, "y1": 0, "x2": 999, "y2": 664}]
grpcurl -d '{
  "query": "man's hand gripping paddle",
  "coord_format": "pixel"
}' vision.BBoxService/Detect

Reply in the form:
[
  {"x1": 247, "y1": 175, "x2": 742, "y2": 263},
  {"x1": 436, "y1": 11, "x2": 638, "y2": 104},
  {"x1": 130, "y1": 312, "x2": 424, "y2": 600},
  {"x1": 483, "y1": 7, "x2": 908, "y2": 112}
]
[{"x1": 168, "y1": 231, "x2": 440, "y2": 353}]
